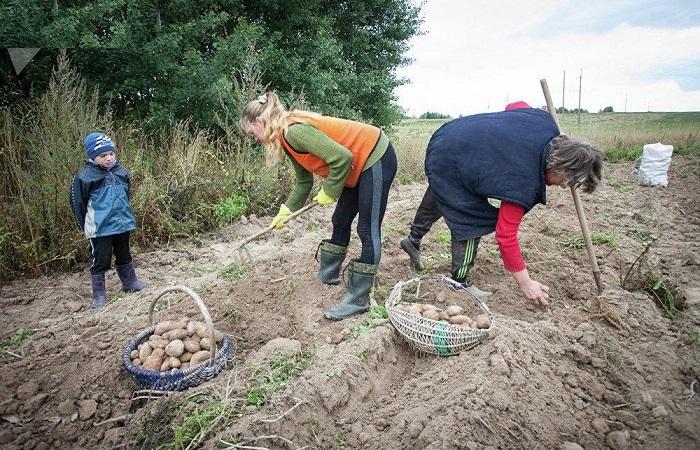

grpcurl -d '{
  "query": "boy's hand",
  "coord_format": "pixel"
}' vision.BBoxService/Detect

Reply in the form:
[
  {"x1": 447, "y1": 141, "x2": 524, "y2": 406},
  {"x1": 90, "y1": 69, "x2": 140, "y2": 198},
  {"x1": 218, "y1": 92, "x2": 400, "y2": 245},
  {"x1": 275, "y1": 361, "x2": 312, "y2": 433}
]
[
  {"x1": 313, "y1": 187, "x2": 335, "y2": 206},
  {"x1": 271, "y1": 204, "x2": 291, "y2": 229}
]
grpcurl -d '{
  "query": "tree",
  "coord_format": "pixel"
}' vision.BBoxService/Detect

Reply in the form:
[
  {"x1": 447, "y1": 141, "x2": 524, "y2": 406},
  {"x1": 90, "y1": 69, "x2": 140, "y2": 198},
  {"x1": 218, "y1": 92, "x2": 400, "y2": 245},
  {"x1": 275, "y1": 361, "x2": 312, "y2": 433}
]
[
  {"x1": 0, "y1": 0, "x2": 422, "y2": 129},
  {"x1": 601, "y1": 106, "x2": 614, "y2": 113}
]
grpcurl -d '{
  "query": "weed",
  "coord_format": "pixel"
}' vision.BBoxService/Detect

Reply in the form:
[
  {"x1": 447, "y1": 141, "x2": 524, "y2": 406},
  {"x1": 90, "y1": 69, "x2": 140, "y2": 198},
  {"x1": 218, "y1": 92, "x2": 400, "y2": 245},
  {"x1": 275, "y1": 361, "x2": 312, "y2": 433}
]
[
  {"x1": 214, "y1": 193, "x2": 247, "y2": 224},
  {"x1": 434, "y1": 230, "x2": 451, "y2": 245},
  {"x1": 165, "y1": 399, "x2": 233, "y2": 449},
  {"x1": 373, "y1": 285, "x2": 389, "y2": 302},
  {"x1": 626, "y1": 227, "x2": 653, "y2": 243},
  {"x1": 307, "y1": 224, "x2": 320, "y2": 233},
  {"x1": 351, "y1": 304, "x2": 388, "y2": 338},
  {"x1": 606, "y1": 179, "x2": 634, "y2": 192},
  {"x1": 2, "y1": 328, "x2": 33, "y2": 350},
  {"x1": 562, "y1": 232, "x2": 620, "y2": 249},
  {"x1": 436, "y1": 251, "x2": 451, "y2": 262},
  {"x1": 192, "y1": 281, "x2": 209, "y2": 293},
  {"x1": 384, "y1": 222, "x2": 405, "y2": 236},
  {"x1": 355, "y1": 351, "x2": 368, "y2": 363},
  {"x1": 245, "y1": 351, "x2": 313, "y2": 408},
  {"x1": 647, "y1": 278, "x2": 677, "y2": 319},
  {"x1": 600, "y1": 338, "x2": 623, "y2": 368},
  {"x1": 110, "y1": 291, "x2": 127, "y2": 304},
  {"x1": 562, "y1": 235, "x2": 584, "y2": 249},
  {"x1": 283, "y1": 278, "x2": 298, "y2": 300},
  {"x1": 219, "y1": 262, "x2": 251, "y2": 282}
]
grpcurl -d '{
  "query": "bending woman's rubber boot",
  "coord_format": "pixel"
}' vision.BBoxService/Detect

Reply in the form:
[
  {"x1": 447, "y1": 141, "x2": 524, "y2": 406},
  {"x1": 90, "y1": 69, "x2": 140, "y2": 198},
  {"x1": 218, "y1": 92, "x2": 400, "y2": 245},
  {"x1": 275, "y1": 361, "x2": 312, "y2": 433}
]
[{"x1": 324, "y1": 260, "x2": 377, "y2": 320}]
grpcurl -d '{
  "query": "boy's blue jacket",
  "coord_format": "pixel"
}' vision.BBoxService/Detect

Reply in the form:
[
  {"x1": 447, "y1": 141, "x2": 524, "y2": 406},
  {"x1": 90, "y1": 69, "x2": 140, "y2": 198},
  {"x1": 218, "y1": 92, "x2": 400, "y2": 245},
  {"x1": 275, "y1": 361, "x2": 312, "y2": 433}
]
[
  {"x1": 425, "y1": 108, "x2": 559, "y2": 241},
  {"x1": 70, "y1": 161, "x2": 137, "y2": 239}
]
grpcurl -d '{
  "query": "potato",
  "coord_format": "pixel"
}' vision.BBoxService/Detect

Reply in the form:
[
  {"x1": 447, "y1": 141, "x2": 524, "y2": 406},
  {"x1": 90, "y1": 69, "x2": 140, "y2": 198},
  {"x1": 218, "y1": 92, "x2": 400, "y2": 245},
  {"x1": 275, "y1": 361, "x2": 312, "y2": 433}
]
[
  {"x1": 449, "y1": 315, "x2": 470, "y2": 325},
  {"x1": 130, "y1": 349, "x2": 139, "y2": 360},
  {"x1": 143, "y1": 355, "x2": 163, "y2": 371},
  {"x1": 190, "y1": 350, "x2": 211, "y2": 366},
  {"x1": 475, "y1": 314, "x2": 490, "y2": 329},
  {"x1": 150, "y1": 339, "x2": 168, "y2": 350},
  {"x1": 152, "y1": 348, "x2": 165, "y2": 359},
  {"x1": 139, "y1": 343, "x2": 153, "y2": 361},
  {"x1": 190, "y1": 335, "x2": 201, "y2": 344},
  {"x1": 165, "y1": 339, "x2": 185, "y2": 357},
  {"x1": 421, "y1": 303, "x2": 438, "y2": 312},
  {"x1": 154, "y1": 321, "x2": 175, "y2": 335},
  {"x1": 160, "y1": 360, "x2": 171, "y2": 371},
  {"x1": 422, "y1": 310, "x2": 440, "y2": 321},
  {"x1": 407, "y1": 304, "x2": 422, "y2": 315},
  {"x1": 213, "y1": 329, "x2": 224, "y2": 343},
  {"x1": 174, "y1": 318, "x2": 188, "y2": 329},
  {"x1": 165, "y1": 328, "x2": 188, "y2": 341},
  {"x1": 438, "y1": 311, "x2": 450, "y2": 321},
  {"x1": 199, "y1": 337, "x2": 211, "y2": 351},
  {"x1": 180, "y1": 362, "x2": 190, "y2": 370},
  {"x1": 183, "y1": 339, "x2": 200, "y2": 353},
  {"x1": 186, "y1": 321, "x2": 196, "y2": 336},
  {"x1": 194, "y1": 322, "x2": 209, "y2": 339},
  {"x1": 148, "y1": 334, "x2": 163, "y2": 342},
  {"x1": 446, "y1": 305, "x2": 464, "y2": 316},
  {"x1": 180, "y1": 352, "x2": 192, "y2": 363},
  {"x1": 132, "y1": 358, "x2": 142, "y2": 366},
  {"x1": 167, "y1": 356, "x2": 181, "y2": 369}
]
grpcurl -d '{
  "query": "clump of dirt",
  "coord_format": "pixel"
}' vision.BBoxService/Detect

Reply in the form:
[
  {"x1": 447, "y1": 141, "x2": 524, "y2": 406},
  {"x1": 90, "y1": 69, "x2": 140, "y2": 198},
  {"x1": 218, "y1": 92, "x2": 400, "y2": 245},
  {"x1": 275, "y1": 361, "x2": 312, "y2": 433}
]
[{"x1": 1, "y1": 157, "x2": 698, "y2": 449}]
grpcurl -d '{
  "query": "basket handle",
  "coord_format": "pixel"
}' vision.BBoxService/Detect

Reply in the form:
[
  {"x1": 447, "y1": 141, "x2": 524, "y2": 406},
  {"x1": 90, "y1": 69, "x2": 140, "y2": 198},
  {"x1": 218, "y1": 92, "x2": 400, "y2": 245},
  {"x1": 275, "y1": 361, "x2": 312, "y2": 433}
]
[{"x1": 148, "y1": 286, "x2": 217, "y2": 367}]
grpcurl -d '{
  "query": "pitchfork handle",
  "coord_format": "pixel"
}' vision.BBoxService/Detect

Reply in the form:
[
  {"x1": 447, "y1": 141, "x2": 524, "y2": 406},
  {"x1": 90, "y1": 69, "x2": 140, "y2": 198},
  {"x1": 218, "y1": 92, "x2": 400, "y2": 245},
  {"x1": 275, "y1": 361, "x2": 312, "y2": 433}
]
[
  {"x1": 540, "y1": 79, "x2": 604, "y2": 294},
  {"x1": 236, "y1": 202, "x2": 318, "y2": 249}
]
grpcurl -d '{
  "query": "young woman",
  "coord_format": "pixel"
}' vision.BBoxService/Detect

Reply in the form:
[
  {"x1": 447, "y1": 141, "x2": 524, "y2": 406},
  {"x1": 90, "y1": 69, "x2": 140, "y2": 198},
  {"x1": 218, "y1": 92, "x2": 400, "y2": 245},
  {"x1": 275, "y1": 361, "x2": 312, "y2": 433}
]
[{"x1": 239, "y1": 92, "x2": 397, "y2": 320}]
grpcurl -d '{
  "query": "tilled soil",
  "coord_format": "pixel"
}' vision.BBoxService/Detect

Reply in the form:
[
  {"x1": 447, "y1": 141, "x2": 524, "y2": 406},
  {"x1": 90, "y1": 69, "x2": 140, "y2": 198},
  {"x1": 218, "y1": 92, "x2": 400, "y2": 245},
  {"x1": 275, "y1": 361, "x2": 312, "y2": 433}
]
[{"x1": 1, "y1": 157, "x2": 698, "y2": 450}]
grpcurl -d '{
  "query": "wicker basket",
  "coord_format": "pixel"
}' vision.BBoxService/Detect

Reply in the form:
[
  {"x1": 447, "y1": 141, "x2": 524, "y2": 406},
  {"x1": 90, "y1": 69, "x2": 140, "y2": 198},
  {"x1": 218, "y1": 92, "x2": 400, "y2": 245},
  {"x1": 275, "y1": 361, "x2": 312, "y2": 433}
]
[
  {"x1": 386, "y1": 277, "x2": 496, "y2": 356},
  {"x1": 122, "y1": 286, "x2": 232, "y2": 391}
]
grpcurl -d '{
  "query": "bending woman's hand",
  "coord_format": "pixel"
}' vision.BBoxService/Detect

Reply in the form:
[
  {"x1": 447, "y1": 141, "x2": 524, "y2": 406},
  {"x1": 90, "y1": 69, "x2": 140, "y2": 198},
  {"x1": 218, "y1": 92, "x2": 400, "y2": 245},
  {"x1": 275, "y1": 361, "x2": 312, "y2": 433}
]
[{"x1": 512, "y1": 269, "x2": 550, "y2": 306}]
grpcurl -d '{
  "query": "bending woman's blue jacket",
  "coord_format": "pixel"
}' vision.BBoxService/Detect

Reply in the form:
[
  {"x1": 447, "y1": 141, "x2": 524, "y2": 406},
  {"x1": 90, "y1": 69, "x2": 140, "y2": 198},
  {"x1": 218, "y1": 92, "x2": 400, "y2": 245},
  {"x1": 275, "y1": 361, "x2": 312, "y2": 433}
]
[
  {"x1": 425, "y1": 108, "x2": 560, "y2": 241},
  {"x1": 70, "y1": 161, "x2": 137, "y2": 239}
]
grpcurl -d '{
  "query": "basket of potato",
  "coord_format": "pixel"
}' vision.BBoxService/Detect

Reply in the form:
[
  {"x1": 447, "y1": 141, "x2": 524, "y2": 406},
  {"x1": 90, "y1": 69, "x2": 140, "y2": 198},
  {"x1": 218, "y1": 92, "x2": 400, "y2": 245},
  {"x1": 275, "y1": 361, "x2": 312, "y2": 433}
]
[
  {"x1": 122, "y1": 286, "x2": 232, "y2": 391},
  {"x1": 386, "y1": 276, "x2": 496, "y2": 356}
]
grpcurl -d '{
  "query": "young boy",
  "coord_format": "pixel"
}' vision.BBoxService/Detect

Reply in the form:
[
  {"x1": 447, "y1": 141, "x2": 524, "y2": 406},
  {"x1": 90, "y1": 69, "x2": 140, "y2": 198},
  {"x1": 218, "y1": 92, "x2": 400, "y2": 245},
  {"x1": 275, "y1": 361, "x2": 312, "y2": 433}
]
[{"x1": 70, "y1": 132, "x2": 146, "y2": 308}]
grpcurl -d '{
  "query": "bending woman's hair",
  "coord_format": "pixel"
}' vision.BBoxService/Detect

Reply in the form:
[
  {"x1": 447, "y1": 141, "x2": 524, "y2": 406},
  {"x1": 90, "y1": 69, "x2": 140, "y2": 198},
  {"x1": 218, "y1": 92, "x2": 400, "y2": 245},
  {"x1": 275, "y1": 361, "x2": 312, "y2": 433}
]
[
  {"x1": 547, "y1": 135, "x2": 603, "y2": 193},
  {"x1": 238, "y1": 91, "x2": 319, "y2": 165}
]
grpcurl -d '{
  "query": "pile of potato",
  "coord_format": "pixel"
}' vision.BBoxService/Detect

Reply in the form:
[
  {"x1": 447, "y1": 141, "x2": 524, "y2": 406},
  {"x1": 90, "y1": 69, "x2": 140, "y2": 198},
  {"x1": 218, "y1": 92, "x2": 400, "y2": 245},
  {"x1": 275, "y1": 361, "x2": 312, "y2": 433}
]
[
  {"x1": 129, "y1": 319, "x2": 224, "y2": 373},
  {"x1": 393, "y1": 303, "x2": 490, "y2": 329}
]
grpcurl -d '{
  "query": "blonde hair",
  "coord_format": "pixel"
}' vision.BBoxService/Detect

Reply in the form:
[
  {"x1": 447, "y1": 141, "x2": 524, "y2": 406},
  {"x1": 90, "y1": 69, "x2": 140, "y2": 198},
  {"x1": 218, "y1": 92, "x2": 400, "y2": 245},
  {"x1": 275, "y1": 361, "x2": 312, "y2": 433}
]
[{"x1": 238, "y1": 91, "x2": 318, "y2": 165}]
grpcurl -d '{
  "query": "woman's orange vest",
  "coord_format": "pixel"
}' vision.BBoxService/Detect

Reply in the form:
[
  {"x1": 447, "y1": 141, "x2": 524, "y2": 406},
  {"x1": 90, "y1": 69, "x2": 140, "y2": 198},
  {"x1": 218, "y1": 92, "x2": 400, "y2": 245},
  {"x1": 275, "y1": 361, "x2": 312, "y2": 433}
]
[{"x1": 279, "y1": 112, "x2": 380, "y2": 188}]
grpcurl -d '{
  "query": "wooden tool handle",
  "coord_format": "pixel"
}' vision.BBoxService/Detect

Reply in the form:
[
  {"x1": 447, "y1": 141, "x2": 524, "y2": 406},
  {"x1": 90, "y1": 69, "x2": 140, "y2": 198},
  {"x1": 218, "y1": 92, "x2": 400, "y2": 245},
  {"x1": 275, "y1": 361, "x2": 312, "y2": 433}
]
[
  {"x1": 236, "y1": 202, "x2": 319, "y2": 249},
  {"x1": 540, "y1": 79, "x2": 604, "y2": 294}
]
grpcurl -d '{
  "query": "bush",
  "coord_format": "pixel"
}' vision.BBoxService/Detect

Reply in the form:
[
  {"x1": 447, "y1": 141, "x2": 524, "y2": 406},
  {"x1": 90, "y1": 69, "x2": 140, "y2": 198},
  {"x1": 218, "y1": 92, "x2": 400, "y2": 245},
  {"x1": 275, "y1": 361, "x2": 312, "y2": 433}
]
[{"x1": 214, "y1": 194, "x2": 247, "y2": 224}]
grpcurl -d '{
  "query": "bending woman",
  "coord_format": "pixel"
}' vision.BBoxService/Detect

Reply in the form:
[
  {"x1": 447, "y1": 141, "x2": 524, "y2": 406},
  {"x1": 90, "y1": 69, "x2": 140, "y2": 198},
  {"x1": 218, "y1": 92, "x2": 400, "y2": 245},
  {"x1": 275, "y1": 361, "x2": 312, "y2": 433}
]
[{"x1": 239, "y1": 92, "x2": 397, "y2": 320}]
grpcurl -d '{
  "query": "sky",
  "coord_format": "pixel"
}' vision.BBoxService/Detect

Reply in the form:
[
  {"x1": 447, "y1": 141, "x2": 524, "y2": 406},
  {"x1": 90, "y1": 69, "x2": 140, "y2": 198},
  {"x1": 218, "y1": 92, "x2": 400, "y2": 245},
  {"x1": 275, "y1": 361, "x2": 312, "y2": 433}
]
[{"x1": 394, "y1": 0, "x2": 700, "y2": 117}]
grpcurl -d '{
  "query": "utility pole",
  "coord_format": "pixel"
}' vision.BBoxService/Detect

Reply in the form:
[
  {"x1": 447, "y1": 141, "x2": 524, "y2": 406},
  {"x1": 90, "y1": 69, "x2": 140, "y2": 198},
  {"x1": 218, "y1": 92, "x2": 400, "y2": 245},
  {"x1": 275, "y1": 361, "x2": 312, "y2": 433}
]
[
  {"x1": 577, "y1": 69, "x2": 582, "y2": 133},
  {"x1": 562, "y1": 70, "x2": 566, "y2": 114}
]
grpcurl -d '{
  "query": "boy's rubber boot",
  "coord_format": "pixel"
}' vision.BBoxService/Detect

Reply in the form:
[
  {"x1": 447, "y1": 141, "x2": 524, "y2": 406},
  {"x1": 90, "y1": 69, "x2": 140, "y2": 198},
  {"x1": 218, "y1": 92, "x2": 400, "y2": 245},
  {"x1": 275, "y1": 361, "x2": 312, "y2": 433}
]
[
  {"x1": 316, "y1": 240, "x2": 347, "y2": 285},
  {"x1": 116, "y1": 262, "x2": 146, "y2": 292},
  {"x1": 324, "y1": 260, "x2": 377, "y2": 320},
  {"x1": 91, "y1": 273, "x2": 107, "y2": 309},
  {"x1": 400, "y1": 237, "x2": 424, "y2": 271}
]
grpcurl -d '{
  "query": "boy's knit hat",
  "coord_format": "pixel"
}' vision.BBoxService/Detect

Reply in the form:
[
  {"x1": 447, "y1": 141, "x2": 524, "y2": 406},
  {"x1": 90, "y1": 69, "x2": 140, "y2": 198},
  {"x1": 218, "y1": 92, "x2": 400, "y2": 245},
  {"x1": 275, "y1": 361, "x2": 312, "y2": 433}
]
[{"x1": 84, "y1": 132, "x2": 116, "y2": 160}]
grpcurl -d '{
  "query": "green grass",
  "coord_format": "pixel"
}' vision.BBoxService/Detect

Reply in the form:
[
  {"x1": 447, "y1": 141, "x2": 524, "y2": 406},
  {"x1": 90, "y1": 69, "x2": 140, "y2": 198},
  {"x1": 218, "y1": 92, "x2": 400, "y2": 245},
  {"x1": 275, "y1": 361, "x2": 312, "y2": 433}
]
[
  {"x1": 648, "y1": 278, "x2": 678, "y2": 319},
  {"x1": 434, "y1": 230, "x2": 451, "y2": 245},
  {"x1": 2, "y1": 328, "x2": 33, "y2": 350},
  {"x1": 168, "y1": 400, "x2": 233, "y2": 450},
  {"x1": 350, "y1": 304, "x2": 389, "y2": 338},
  {"x1": 218, "y1": 261, "x2": 251, "y2": 281},
  {"x1": 562, "y1": 232, "x2": 620, "y2": 249},
  {"x1": 245, "y1": 351, "x2": 314, "y2": 408}
]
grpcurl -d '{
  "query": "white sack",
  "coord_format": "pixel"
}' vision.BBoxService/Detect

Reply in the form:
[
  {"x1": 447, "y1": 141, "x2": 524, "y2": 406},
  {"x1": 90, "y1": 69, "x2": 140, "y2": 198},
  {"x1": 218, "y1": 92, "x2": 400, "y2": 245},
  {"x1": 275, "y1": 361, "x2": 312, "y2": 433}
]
[{"x1": 638, "y1": 142, "x2": 673, "y2": 187}]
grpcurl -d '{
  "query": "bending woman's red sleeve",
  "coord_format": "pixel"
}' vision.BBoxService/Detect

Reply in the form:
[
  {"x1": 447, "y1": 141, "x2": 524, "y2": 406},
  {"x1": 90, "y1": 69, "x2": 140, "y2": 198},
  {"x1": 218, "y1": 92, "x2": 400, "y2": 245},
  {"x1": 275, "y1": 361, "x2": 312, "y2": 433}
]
[{"x1": 495, "y1": 202, "x2": 526, "y2": 272}]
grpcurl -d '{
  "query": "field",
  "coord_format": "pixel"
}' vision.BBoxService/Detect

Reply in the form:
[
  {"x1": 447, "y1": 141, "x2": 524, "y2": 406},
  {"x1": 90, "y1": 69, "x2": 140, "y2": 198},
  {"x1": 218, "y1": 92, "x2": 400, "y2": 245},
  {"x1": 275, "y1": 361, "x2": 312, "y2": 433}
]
[{"x1": 1, "y1": 115, "x2": 699, "y2": 449}]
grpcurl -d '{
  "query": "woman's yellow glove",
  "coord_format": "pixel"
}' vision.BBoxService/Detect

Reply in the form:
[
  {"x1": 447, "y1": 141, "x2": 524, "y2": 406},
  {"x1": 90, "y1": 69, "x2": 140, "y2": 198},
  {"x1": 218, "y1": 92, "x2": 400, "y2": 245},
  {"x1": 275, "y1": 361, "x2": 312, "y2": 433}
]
[
  {"x1": 271, "y1": 204, "x2": 291, "y2": 229},
  {"x1": 313, "y1": 187, "x2": 335, "y2": 206}
]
